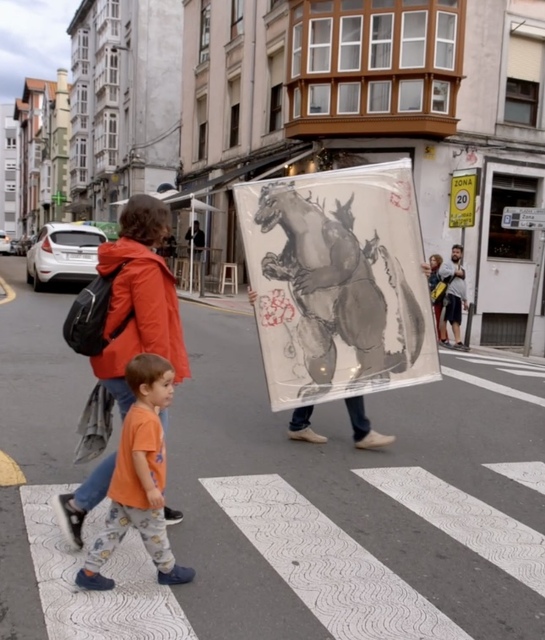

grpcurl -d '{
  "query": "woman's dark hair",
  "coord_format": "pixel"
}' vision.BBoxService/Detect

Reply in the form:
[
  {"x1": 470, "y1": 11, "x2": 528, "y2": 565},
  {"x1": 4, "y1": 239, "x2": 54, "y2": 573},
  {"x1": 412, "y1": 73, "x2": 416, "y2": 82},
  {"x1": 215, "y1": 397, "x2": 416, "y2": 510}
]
[{"x1": 119, "y1": 194, "x2": 170, "y2": 246}]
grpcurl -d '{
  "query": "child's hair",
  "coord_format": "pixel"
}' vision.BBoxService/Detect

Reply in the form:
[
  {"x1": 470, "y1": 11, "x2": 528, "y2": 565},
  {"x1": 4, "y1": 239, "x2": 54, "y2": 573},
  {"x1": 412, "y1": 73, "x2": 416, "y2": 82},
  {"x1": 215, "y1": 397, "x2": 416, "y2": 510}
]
[
  {"x1": 125, "y1": 354, "x2": 174, "y2": 395},
  {"x1": 119, "y1": 194, "x2": 170, "y2": 247}
]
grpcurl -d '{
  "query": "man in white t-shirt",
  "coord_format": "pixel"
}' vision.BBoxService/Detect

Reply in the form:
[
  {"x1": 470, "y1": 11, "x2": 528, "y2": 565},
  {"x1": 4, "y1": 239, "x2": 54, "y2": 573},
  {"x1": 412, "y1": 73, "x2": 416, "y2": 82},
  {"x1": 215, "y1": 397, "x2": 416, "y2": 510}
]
[{"x1": 438, "y1": 244, "x2": 468, "y2": 350}]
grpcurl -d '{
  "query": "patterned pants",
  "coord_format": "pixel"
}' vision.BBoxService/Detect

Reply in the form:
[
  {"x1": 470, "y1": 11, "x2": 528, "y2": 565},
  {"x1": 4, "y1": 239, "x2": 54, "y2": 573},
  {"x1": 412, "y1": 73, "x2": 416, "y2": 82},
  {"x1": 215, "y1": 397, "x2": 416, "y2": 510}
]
[{"x1": 84, "y1": 501, "x2": 175, "y2": 574}]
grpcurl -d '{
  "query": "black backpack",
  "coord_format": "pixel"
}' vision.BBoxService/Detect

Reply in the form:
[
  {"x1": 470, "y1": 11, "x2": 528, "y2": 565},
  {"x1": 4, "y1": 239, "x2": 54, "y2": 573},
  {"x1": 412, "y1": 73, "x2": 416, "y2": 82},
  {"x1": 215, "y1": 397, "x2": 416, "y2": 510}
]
[{"x1": 63, "y1": 263, "x2": 134, "y2": 357}]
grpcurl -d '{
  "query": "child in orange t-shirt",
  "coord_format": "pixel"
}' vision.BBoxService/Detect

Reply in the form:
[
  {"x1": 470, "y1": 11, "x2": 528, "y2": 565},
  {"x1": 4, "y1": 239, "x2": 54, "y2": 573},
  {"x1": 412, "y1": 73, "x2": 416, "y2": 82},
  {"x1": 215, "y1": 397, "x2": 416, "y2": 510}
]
[{"x1": 75, "y1": 353, "x2": 195, "y2": 591}]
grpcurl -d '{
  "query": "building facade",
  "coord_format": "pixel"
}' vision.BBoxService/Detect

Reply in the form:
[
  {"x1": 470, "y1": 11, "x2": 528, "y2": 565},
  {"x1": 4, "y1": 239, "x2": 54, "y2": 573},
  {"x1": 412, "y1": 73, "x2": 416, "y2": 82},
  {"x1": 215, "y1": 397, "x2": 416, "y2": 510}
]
[
  {"x1": 179, "y1": 0, "x2": 545, "y2": 355},
  {"x1": 0, "y1": 104, "x2": 19, "y2": 237},
  {"x1": 13, "y1": 78, "x2": 53, "y2": 236},
  {"x1": 68, "y1": 0, "x2": 184, "y2": 222}
]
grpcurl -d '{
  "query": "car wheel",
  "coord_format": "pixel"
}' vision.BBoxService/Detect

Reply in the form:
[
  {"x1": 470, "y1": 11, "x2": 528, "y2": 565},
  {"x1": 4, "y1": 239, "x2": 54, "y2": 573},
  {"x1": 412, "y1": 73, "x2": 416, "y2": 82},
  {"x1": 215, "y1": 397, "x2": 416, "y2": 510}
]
[
  {"x1": 33, "y1": 270, "x2": 45, "y2": 292},
  {"x1": 26, "y1": 268, "x2": 34, "y2": 284}
]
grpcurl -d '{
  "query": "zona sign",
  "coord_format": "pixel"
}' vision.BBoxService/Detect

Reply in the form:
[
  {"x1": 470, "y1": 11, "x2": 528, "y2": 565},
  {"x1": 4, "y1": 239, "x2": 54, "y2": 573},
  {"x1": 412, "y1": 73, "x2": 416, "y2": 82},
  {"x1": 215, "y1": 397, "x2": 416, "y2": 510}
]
[{"x1": 449, "y1": 173, "x2": 478, "y2": 228}]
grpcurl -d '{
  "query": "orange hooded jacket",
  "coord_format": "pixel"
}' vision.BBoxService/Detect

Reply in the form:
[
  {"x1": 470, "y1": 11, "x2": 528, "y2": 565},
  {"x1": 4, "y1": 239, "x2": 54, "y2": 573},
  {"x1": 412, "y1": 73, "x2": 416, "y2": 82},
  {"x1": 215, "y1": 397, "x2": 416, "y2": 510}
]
[{"x1": 89, "y1": 237, "x2": 191, "y2": 384}]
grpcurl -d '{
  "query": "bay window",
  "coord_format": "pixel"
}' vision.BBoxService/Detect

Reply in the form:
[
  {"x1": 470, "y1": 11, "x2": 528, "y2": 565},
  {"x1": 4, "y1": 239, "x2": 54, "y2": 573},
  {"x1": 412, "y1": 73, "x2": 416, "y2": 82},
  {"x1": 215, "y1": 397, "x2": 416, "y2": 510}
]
[
  {"x1": 431, "y1": 80, "x2": 450, "y2": 113},
  {"x1": 308, "y1": 18, "x2": 332, "y2": 73},
  {"x1": 398, "y1": 79, "x2": 423, "y2": 111},
  {"x1": 370, "y1": 13, "x2": 393, "y2": 70},
  {"x1": 435, "y1": 12, "x2": 456, "y2": 70},
  {"x1": 368, "y1": 81, "x2": 391, "y2": 113},
  {"x1": 339, "y1": 16, "x2": 363, "y2": 72},
  {"x1": 308, "y1": 84, "x2": 331, "y2": 114},
  {"x1": 400, "y1": 11, "x2": 427, "y2": 68},
  {"x1": 338, "y1": 83, "x2": 361, "y2": 114}
]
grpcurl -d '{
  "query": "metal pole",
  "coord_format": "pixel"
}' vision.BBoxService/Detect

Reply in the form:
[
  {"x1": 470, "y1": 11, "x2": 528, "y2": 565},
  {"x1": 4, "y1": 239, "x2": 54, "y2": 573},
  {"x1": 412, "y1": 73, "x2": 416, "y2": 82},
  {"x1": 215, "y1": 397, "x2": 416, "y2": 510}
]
[
  {"x1": 189, "y1": 197, "x2": 195, "y2": 295},
  {"x1": 523, "y1": 230, "x2": 545, "y2": 357}
]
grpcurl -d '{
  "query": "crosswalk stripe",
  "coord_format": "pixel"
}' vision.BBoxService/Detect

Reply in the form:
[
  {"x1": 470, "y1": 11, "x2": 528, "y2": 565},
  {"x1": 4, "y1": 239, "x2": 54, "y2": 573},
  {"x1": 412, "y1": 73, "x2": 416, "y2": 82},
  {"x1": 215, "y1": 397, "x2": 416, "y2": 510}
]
[
  {"x1": 484, "y1": 462, "x2": 545, "y2": 495},
  {"x1": 20, "y1": 484, "x2": 199, "y2": 640},
  {"x1": 441, "y1": 366, "x2": 545, "y2": 408},
  {"x1": 201, "y1": 474, "x2": 474, "y2": 640},
  {"x1": 439, "y1": 351, "x2": 531, "y2": 365},
  {"x1": 497, "y1": 369, "x2": 545, "y2": 378},
  {"x1": 462, "y1": 360, "x2": 545, "y2": 371},
  {"x1": 353, "y1": 467, "x2": 545, "y2": 598}
]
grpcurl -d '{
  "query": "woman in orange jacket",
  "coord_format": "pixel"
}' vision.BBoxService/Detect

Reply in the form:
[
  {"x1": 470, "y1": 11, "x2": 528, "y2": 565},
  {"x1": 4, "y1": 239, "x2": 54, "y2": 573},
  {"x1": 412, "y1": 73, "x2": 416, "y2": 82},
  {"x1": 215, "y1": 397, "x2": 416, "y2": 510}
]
[{"x1": 53, "y1": 194, "x2": 191, "y2": 549}]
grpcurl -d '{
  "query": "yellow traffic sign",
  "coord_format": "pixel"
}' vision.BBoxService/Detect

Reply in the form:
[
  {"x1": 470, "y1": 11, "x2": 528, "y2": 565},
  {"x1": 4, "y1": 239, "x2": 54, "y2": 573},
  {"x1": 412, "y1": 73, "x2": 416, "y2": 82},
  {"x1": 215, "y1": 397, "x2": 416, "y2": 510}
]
[{"x1": 449, "y1": 173, "x2": 477, "y2": 228}]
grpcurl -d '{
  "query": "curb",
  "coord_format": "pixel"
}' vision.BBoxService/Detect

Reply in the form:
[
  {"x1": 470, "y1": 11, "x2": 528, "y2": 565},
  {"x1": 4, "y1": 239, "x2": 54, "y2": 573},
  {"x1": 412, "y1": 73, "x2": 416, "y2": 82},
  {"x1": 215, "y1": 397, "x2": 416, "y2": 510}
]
[{"x1": 176, "y1": 291, "x2": 253, "y2": 316}]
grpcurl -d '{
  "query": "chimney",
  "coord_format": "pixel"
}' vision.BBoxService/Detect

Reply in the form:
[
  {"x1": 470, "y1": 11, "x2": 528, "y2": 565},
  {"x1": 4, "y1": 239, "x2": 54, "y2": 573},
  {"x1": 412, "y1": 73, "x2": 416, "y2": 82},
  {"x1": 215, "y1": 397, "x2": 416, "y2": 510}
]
[{"x1": 57, "y1": 68, "x2": 68, "y2": 93}]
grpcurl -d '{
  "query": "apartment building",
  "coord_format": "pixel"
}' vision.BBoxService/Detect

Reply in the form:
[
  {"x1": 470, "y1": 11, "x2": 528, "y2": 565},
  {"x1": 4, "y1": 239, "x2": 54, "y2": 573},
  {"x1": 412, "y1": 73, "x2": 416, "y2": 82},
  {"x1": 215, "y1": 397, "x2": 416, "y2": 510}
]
[
  {"x1": 13, "y1": 78, "x2": 54, "y2": 235},
  {"x1": 0, "y1": 105, "x2": 19, "y2": 237},
  {"x1": 38, "y1": 69, "x2": 72, "y2": 224},
  {"x1": 68, "y1": 0, "x2": 184, "y2": 222},
  {"x1": 179, "y1": 0, "x2": 545, "y2": 354}
]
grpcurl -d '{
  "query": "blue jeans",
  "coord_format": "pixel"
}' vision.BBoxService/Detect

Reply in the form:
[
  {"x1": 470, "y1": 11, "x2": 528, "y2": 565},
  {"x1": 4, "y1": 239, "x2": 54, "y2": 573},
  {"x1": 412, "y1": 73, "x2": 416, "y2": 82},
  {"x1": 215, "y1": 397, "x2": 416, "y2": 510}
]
[
  {"x1": 289, "y1": 395, "x2": 371, "y2": 442},
  {"x1": 74, "y1": 378, "x2": 169, "y2": 512}
]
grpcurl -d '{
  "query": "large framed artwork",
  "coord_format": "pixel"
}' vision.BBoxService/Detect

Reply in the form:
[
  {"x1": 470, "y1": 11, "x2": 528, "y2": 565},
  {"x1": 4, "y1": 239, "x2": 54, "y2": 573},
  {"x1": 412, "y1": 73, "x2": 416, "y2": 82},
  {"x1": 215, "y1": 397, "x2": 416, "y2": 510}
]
[{"x1": 233, "y1": 159, "x2": 441, "y2": 412}]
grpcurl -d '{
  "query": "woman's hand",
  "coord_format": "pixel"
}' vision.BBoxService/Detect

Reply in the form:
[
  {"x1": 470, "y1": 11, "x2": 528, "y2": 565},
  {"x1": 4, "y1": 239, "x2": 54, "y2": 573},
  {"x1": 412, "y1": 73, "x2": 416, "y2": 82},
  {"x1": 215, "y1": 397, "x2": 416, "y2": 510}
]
[{"x1": 248, "y1": 288, "x2": 258, "y2": 305}]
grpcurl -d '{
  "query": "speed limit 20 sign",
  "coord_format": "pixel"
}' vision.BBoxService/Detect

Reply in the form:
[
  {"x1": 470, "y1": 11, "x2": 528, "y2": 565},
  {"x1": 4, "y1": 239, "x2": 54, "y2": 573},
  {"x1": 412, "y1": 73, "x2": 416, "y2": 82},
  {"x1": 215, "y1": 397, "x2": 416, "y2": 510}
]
[{"x1": 449, "y1": 173, "x2": 477, "y2": 228}]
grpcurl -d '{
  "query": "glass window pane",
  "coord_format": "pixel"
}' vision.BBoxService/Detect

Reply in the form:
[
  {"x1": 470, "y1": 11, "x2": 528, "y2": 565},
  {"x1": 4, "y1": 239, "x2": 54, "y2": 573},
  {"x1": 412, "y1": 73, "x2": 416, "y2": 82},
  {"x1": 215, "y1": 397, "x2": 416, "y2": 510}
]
[
  {"x1": 436, "y1": 41, "x2": 454, "y2": 68},
  {"x1": 293, "y1": 88, "x2": 301, "y2": 118},
  {"x1": 338, "y1": 83, "x2": 361, "y2": 113},
  {"x1": 310, "y1": 47, "x2": 331, "y2": 71},
  {"x1": 399, "y1": 80, "x2": 423, "y2": 111},
  {"x1": 403, "y1": 0, "x2": 429, "y2": 5},
  {"x1": 308, "y1": 84, "x2": 331, "y2": 114},
  {"x1": 402, "y1": 41, "x2": 425, "y2": 67},
  {"x1": 438, "y1": 12, "x2": 456, "y2": 39},
  {"x1": 342, "y1": 0, "x2": 363, "y2": 9},
  {"x1": 371, "y1": 42, "x2": 391, "y2": 68},
  {"x1": 438, "y1": 0, "x2": 457, "y2": 6},
  {"x1": 505, "y1": 100, "x2": 533, "y2": 125},
  {"x1": 372, "y1": 0, "x2": 394, "y2": 7},
  {"x1": 368, "y1": 81, "x2": 391, "y2": 112},
  {"x1": 293, "y1": 23, "x2": 302, "y2": 49},
  {"x1": 310, "y1": 19, "x2": 332, "y2": 44},
  {"x1": 403, "y1": 11, "x2": 426, "y2": 37},
  {"x1": 293, "y1": 51, "x2": 301, "y2": 76},
  {"x1": 340, "y1": 44, "x2": 361, "y2": 70},
  {"x1": 432, "y1": 81, "x2": 449, "y2": 112},
  {"x1": 372, "y1": 13, "x2": 393, "y2": 40},
  {"x1": 293, "y1": 5, "x2": 303, "y2": 19},
  {"x1": 341, "y1": 16, "x2": 362, "y2": 42},
  {"x1": 310, "y1": 1, "x2": 333, "y2": 13}
]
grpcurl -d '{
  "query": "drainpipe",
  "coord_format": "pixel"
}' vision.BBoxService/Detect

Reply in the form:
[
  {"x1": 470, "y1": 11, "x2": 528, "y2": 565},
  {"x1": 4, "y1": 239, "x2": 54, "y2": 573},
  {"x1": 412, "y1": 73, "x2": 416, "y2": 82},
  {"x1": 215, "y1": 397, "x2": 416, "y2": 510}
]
[{"x1": 247, "y1": 0, "x2": 258, "y2": 157}]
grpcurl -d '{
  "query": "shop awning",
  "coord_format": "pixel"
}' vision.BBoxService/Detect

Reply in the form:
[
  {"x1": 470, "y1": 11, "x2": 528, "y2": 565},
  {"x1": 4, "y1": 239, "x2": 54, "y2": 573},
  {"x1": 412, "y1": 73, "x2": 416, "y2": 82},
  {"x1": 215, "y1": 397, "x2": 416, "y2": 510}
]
[{"x1": 165, "y1": 143, "x2": 313, "y2": 205}]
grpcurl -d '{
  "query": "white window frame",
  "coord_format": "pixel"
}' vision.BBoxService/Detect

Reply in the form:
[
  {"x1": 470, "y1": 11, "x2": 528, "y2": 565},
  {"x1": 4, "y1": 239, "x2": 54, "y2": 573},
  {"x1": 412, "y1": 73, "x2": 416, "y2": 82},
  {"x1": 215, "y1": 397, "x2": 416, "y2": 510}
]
[
  {"x1": 431, "y1": 80, "x2": 450, "y2": 114},
  {"x1": 5, "y1": 161, "x2": 16, "y2": 171},
  {"x1": 5, "y1": 182, "x2": 16, "y2": 192},
  {"x1": 434, "y1": 11, "x2": 457, "y2": 70},
  {"x1": 369, "y1": 13, "x2": 394, "y2": 70},
  {"x1": 293, "y1": 87, "x2": 302, "y2": 118},
  {"x1": 337, "y1": 82, "x2": 361, "y2": 114},
  {"x1": 367, "y1": 80, "x2": 392, "y2": 113},
  {"x1": 292, "y1": 23, "x2": 303, "y2": 78},
  {"x1": 398, "y1": 79, "x2": 424, "y2": 112},
  {"x1": 338, "y1": 15, "x2": 363, "y2": 72},
  {"x1": 307, "y1": 84, "x2": 331, "y2": 115},
  {"x1": 5, "y1": 137, "x2": 16, "y2": 150},
  {"x1": 400, "y1": 11, "x2": 427, "y2": 69},
  {"x1": 308, "y1": 18, "x2": 333, "y2": 74}
]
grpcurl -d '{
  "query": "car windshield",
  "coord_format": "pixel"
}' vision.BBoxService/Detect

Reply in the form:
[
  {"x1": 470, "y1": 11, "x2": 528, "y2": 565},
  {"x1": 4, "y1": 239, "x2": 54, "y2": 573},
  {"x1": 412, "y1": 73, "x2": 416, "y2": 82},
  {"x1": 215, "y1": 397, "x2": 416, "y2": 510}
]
[
  {"x1": 0, "y1": 233, "x2": 6, "y2": 238},
  {"x1": 50, "y1": 231, "x2": 105, "y2": 247}
]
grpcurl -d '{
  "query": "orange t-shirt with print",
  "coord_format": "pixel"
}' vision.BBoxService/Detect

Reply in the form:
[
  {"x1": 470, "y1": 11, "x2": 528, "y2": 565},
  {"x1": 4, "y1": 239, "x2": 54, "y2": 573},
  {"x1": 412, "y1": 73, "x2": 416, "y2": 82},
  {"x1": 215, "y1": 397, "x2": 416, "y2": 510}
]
[{"x1": 108, "y1": 405, "x2": 167, "y2": 509}]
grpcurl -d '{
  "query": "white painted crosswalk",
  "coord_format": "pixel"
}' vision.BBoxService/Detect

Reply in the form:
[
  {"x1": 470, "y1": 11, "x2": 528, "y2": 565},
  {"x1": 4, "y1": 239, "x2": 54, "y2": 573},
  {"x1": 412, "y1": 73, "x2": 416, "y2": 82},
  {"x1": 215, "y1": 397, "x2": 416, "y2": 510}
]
[{"x1": 20, "y1": 462, "x2": 545, "y2": 640}]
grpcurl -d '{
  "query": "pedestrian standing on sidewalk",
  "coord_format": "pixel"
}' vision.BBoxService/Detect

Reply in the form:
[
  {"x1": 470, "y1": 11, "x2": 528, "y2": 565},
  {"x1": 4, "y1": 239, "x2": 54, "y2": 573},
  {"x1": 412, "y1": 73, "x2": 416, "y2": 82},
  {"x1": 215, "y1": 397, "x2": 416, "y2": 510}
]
[
  {"x1": 53, "y1": 194, "x2": 191, "y2": 550},
  {"x1": 438, "y1": 244, "x2": 469, "y2": 350},
  {"x1": 428, "y1": 254, "x2": 444, "y2": 339},
  {"x1": 76, "y1": 353, "x2": 195, "y2": 591}
]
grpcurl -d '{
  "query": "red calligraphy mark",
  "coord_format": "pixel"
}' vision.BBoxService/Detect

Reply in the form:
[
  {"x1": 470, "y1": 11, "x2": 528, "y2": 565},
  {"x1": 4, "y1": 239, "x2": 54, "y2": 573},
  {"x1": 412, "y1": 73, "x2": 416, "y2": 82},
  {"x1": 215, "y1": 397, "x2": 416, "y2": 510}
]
[
  {"x1": 390, "y1": 180, "x2": 412, "y2": 211},
  {"x1": 259, "y1": 289, "x2": 296, "y2": 327}
]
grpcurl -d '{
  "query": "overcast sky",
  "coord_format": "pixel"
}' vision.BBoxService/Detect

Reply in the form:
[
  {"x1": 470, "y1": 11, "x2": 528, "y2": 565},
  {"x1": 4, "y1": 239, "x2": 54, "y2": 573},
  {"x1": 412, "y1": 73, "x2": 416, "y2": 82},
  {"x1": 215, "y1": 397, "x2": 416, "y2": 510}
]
[{"x1": 0, "y1": 0, "x2": 76, "y2": 105}]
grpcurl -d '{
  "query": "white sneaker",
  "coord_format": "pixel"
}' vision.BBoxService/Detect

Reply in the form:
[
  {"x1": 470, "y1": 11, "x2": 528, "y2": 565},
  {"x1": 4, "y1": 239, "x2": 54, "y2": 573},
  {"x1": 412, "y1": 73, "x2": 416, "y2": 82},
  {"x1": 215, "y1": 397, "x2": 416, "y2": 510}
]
[
  {"x1": 288, "y1": 427, "x2": 328, "y2": 444},
  {"x1": 355, "y1": 429, "x2": 396, "y2": 449}
]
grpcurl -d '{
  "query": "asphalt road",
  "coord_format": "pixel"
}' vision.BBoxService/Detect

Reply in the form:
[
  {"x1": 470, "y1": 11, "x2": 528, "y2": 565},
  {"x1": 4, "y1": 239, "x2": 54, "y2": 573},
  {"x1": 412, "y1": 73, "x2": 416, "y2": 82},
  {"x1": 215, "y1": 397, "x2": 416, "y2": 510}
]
[{"x1": 1, "y1": 255, "x2": 545, "y2": 640}]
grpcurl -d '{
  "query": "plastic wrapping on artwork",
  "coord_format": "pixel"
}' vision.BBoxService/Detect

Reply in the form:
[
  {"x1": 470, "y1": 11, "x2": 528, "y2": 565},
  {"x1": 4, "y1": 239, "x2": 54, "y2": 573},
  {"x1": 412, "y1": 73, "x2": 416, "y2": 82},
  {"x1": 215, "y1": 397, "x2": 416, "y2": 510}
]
[{"x1": 233, "y1": 159, "x2": 442, "y2": 412}]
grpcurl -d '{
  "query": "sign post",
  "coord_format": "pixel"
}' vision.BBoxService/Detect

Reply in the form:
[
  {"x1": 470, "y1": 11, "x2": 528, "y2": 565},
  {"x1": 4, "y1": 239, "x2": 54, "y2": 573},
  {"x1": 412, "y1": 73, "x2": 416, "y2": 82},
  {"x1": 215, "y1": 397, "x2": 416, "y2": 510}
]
[
  {"x1": 449, "y1": 172, "x2": 478, "y2": 229},
  {"x1": 502, "y1": 207, "x2": 545, "y2": 357}
]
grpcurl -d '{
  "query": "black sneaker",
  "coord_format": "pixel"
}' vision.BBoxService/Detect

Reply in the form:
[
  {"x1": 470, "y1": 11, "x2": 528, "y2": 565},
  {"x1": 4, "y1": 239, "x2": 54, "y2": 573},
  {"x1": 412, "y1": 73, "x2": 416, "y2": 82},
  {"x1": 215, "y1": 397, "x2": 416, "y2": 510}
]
[
  {"x1": 51, "y1": 493, "x2": 86, "y2": 549},
  {"x1": 158, "y1": 565, "x2": 195, "y2": 585},
  {"x1": 76, "y1": 569, "x2": 115, "y2": 591},
  {"x1": 164, "y1": 506, "x2": 184, "y2": 526}
]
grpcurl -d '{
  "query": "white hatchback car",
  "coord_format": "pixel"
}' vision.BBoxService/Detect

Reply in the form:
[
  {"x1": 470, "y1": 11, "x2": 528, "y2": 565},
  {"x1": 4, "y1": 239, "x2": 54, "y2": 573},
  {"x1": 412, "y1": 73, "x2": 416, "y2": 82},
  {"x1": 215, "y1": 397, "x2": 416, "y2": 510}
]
[
  {"x1": 0, "y1": 230, "x2": 11, "y2": 255},
  {"x1": 26, "y1": 223, "x2": 107, "y2": 291}
]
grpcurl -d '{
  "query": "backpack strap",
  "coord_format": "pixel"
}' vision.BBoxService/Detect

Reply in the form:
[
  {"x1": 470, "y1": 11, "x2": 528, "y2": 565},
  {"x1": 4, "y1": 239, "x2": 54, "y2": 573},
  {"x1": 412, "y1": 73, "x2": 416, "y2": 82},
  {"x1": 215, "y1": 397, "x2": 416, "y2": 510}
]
[{"x1": 106, "y1": 261, "x2": 134, "y2": 343}]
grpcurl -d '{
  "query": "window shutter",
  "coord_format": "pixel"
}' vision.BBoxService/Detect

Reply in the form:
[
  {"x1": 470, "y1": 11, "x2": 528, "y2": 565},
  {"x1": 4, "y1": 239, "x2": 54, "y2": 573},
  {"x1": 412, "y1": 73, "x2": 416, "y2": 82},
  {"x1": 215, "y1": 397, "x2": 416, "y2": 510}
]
[
  {"x1": 507, "y1": 36, "x2": 543, "y2": 83},
  {"x1": 270, "y1": 52, "x2": 284, "y2": 87}
]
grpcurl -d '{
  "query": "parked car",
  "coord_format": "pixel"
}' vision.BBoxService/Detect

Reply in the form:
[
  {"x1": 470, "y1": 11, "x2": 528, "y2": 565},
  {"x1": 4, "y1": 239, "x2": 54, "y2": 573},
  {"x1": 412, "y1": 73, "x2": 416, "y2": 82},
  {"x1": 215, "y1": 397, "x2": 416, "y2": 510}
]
[
  {"x1": 0, "y1": 230, "x2": 11, "y2": 255},
  {"x1": 26, "y1": 223, "x2": 107, "y2": 292}
]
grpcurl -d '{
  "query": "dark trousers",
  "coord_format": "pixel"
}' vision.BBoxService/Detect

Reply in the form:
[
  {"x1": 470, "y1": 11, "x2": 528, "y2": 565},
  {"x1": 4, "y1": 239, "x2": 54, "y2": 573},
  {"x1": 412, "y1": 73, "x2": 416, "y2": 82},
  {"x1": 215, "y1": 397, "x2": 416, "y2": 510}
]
[{"x1": 289, "y1": 395, "x2": 371, "y2": 442}]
